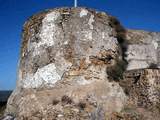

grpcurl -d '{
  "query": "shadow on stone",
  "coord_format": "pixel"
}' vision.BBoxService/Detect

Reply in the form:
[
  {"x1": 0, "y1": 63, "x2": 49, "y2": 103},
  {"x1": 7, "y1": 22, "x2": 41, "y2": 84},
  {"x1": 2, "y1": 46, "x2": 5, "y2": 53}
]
[{"x1": 107, "y1": 16, "x2": 128, "y2": 81}]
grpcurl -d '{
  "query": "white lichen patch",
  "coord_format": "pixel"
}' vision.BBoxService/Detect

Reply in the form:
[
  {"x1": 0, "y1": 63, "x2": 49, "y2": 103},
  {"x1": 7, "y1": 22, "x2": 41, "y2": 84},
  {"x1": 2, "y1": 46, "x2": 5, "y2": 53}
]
[
  {"x1": 88, "y1": 31, "x2": 93, "y2": 40},
  {"x1": 39, "y1": 11, "x2": 60, "y2": 47},
  {"x1": 32, "y1": 11, "x2": 61, "y2": 56},
  {"x1": 88, "y1": 15, "x2": 94, "y2": 29},
  {"x1": 64, "y1": 41, "x2": 68, "y2": 45},
  {"x1": 80, "y1": 9, "x2": 88, "y2": 17},
  {"x1": 152, "y1": 40, "x2": 158, "y2": 49},
  {"x1": 23, "y1": 63, "x2": 61, "y2": 88},
  {"x1": 80, "y1": 30, "x2": 93, "y2": 41},
  {"x1": 102, "y1": 32, "x2": 105, "y2": 39},
  {"x1": 84, "y1": 31, "x2": 92, "y2": 40}
]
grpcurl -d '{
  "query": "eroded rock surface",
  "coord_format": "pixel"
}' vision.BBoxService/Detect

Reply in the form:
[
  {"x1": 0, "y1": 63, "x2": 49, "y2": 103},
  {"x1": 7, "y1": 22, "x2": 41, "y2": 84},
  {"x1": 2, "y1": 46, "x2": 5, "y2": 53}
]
[
  {"x1": 126, "y1": 30, "x2": 160, "y2": 70},
  {"x1": 117, "y1": 69, "x2": 160, "y2": 120},
  {"x1": 6, "y1": 7, "x2": 127, "y2": 119},
  {"x1": 5, "y1": 7, "x2": 160, "y2": 120}
]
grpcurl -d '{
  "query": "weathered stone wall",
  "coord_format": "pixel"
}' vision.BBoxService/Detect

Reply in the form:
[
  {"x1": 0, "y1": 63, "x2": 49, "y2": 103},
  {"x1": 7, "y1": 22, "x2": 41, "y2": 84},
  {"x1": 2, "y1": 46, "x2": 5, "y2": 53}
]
[
  {"x1": 118, "y1": 69, "x2": 160, "y2": 120},
  {"x1": 18, "y1": 8, "x2": 121, "y2": 89},
  {"x1": 4, "y1": 7, "x2": 160, "y2": 120},
  {"x1": 121, "y1": 69, "x2": 160, "y2": 110},
  {"x1": 6, "y1": 8, "x2": 128, "y2": 119},
  {"x1": 126, "y1": 30, "x2": 160, "y2": 70}
]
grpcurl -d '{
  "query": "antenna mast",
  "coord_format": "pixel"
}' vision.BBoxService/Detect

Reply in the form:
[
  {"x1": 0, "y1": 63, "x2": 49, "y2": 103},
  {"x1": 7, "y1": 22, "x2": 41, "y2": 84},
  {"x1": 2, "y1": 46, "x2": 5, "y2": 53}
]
[{"x1": 74, "y1": 0, "x2": 77, "y2": 7}]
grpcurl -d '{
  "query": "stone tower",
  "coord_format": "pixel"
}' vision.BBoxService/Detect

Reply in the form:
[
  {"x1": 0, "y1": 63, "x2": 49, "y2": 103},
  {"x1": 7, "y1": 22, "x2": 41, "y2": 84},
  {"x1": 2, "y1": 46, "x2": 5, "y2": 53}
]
[{"x1": 4, "y1": 7, "x2": 160, "y2": 120}]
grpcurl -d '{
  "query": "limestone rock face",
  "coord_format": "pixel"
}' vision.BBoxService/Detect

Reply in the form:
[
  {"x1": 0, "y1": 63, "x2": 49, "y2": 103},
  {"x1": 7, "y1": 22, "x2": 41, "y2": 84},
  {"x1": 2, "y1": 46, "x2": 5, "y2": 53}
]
[
  {"x1": 5, "y1": 7, "x2": 160, "y2": 120},
  {"x1": 6, "y1": 8, "x2": 127, "y2": 119},
  {"x1": 126, "y1": 30, "x2": 160, "y2": 70}
]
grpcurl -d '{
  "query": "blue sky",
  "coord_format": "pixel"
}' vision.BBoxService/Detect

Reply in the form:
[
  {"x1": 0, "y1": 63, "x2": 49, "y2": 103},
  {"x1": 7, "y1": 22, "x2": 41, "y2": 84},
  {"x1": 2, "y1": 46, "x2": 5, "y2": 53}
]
[{"x1": 0, "y1": 0, "x2": 160, "y2": 90}]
